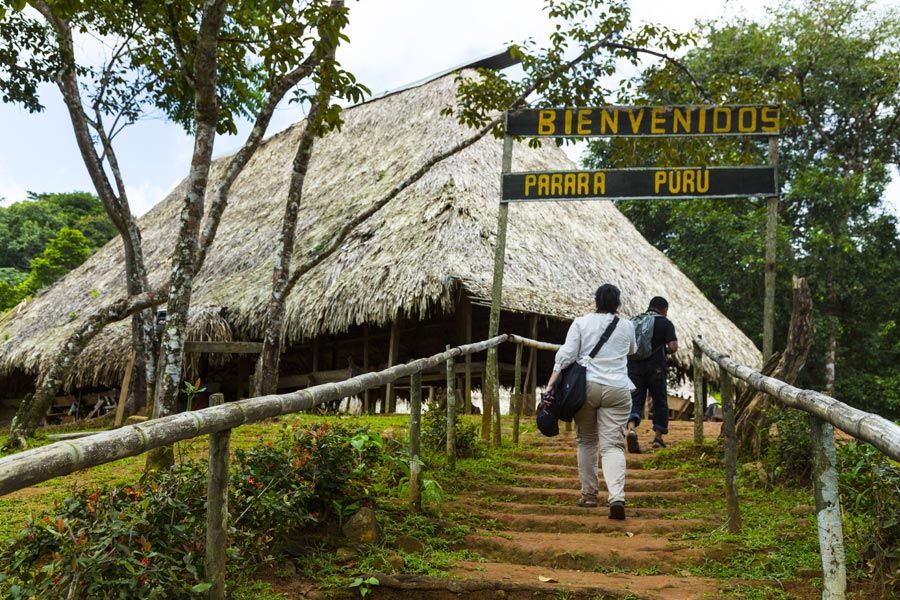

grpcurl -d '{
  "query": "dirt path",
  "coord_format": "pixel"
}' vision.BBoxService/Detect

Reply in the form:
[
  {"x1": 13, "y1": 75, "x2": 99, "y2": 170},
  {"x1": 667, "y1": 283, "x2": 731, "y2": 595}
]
[{"x1": 371, "y1": 420, "x2": 821, "y2": 600}]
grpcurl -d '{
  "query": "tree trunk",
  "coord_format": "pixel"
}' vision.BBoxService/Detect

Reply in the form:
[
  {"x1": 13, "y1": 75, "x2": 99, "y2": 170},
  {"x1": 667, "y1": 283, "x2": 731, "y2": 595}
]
[
  {"x1": 146, "y1": 0, "x2": 227, "y2": 472},
  {"x1": 824, "y1": 334, "x2": 836, "y2": 397},
  {"x1": 6, "y1": 3, "x2": 155, "y2": 445},
  {"x1": 255, "y1": 93, "x2": 329, "y2": 396},
  {"x1": 734, "y1": 276, "x2": 814, "y2": 458}
]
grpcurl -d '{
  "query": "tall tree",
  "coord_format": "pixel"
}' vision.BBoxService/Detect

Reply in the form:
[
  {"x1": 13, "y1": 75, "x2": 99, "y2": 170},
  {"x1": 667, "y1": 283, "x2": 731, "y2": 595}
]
[
  {"x1": 0, "y1": 0, "x2": 365, "y2": 450},
  {"x1": 25, "y1": 227, "x2": 91, "y2": 290}
]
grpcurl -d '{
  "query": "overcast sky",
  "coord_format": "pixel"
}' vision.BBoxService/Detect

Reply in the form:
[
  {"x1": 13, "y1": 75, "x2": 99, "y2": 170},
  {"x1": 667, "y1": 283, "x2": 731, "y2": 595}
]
[{"x1": 1, "y1": 0, "x2": 897, "y2": 217}]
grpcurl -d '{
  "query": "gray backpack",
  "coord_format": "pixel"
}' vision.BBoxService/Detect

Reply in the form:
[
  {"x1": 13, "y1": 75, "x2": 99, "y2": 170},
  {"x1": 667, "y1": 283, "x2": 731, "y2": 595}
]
[{"x1": 630, "y1": 312, "x2": 658, "y2": 360}]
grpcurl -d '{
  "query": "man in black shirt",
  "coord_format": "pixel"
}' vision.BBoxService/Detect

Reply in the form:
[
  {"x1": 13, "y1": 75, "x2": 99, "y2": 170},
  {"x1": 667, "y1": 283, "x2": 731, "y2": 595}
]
[{"x1": 626, "y1": 296, "x2": 678, "y2": 451}]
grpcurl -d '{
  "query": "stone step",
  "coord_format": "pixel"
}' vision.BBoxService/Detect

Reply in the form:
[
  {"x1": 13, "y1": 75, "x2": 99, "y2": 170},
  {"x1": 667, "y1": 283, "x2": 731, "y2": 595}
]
[
  {"x1": 471, "y1": 486, "x2": 703, "y2": 507},
  {"x1": 463, "y1": 530, "x2": 713, "y2": 572},
  {"x1": 450, "y1": 500, "x2": 685, "y2": 519},
  {"x1": 511, "y1": 475, "x2": 697, "y2": 493},
  {"x1": 466, "y1": 511, "x2": 710, "y2": 535}
]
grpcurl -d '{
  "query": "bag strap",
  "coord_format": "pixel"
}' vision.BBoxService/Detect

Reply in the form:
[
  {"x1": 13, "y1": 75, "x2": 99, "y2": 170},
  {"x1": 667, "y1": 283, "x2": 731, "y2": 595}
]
[{"x1": 587, "y1": 316, "x2": 619, "y2": 358}]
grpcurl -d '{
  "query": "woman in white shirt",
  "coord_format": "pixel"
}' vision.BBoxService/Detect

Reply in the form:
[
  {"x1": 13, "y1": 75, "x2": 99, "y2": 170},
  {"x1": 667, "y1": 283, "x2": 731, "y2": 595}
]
[{"x1": 545, "y1": 283, "x2": 636, "y2": 520}]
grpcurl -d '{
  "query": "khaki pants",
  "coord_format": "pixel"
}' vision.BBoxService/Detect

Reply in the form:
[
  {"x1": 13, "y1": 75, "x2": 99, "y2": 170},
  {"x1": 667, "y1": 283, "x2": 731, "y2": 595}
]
[{"x1": 573, "y1": 380, "x2": 632, "y2": 504}]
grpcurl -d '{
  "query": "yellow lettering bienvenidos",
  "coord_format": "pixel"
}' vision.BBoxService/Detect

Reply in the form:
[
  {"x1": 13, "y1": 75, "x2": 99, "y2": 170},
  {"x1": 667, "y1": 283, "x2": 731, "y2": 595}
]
[
  {"x1": 650, "y1": 108, "x2": 666, "y2": 134},
  {"x1": 577, "y1": 109, "x2": 593, "y2": 135},
  {"x1": 538, "y1": 110, "x2": 556, "y2": 135},
  {"x1": 628, "y1": 109, "x2": 645, "y2": 134}
]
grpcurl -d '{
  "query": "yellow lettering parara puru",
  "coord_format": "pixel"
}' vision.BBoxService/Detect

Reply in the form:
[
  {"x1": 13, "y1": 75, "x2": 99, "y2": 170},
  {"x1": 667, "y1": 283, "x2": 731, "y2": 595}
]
[
  {"x1": 523, "y1": 172, "x2": 606, "y2": 197},
  {"x1": 654, "y1": 169, "x2": 710, "y2": 194}
]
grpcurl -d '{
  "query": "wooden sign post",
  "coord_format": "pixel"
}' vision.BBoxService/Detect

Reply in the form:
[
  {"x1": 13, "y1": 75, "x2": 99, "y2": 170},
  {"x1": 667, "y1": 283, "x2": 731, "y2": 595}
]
[{"x1": 485, "y1": 105, "x2": 781, "y2": 430}]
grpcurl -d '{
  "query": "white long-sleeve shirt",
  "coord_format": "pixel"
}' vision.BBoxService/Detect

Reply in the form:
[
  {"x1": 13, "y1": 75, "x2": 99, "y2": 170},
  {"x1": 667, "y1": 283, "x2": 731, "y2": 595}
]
[{"x1": 553, "y1": 312, "x2": 637, "y2": 390}]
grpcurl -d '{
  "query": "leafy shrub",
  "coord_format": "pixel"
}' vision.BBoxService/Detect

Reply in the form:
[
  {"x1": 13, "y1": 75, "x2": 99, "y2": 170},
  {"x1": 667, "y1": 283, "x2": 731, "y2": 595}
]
[
  {"x1": 421, "y1": 400, "x2": 480, "y2": 458},
  {"x1": 232, "y1": 423, "x2": 379, "y2": 548},
  {"x1": 837, "y1": 439, "x2": 900, "y2": 591},
  {"x1": 763, "y1": 407, "x2": 813, "y2": 485},
  {"x1": 0, "y1": 422, "x2": 380, "y2": 598},
  {"x1": 0, "y1": 468, "x2": 212, "y2": 599}
]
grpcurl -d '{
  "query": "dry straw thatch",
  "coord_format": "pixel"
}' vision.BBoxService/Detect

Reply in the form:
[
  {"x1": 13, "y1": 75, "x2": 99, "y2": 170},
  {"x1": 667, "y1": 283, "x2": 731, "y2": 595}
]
[{"x1": 0, "y1": 70, "x2": 761, "y2": 391}]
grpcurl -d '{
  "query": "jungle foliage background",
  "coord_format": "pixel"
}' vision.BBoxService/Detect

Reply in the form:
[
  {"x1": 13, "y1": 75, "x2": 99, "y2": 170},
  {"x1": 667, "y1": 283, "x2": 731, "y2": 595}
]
[{"x1": 0, "y1": 192, "x2": 115, "y2": 312}]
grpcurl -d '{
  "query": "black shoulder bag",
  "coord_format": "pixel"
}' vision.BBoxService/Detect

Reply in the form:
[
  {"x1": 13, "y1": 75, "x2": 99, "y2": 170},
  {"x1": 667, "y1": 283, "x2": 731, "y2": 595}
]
[{"x1": 537, "y1": 316, "x2": 619, "y2": 437}]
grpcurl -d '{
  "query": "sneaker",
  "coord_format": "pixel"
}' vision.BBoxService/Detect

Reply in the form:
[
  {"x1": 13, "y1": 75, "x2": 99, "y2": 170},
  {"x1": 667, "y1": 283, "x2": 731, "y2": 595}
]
[
  {"x1": 626, "y1": 430, "x2": 641, "y2": 454},
  {"x1": 608, "y1": 501, "x2": 626, "y2": 520},
  {"x1": 651, "y1": 437, "x2": 666, "y2": 449},
  {"x1": 576, "y1": 495, "x2": 598, "y2": 508}
]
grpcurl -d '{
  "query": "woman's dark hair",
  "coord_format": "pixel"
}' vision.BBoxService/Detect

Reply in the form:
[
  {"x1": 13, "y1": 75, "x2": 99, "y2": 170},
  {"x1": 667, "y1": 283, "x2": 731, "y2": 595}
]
[{"x1": 594, "y1": 284, "x2": 621, "y2": 313}]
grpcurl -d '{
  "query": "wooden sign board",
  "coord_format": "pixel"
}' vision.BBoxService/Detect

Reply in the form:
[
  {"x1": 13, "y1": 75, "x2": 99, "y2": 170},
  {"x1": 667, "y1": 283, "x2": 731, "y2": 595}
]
[
  {"x1": 507, "y1": 105, "x2": 780, "y2": 137},
  {"x1": 502, "y1": 166, "x2": 776, "y2": 202}
]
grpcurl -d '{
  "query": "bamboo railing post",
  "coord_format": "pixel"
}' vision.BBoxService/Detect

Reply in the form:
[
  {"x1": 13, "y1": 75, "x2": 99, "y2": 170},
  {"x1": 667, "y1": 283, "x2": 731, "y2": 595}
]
[
  {"x1": 512, "y1": 342, "x2": 523, "y2": 444},
  {"x1": 205, "y1": 392, "x2": 230, "y2": 600},
  {"x1": 719, "y1": 366, "x2": 741, "y2": 534},
  {"x1": 810, "y1": 416, "x2": 847, "y2": 600},
  {"x1": 763, "y1": 136, "x2": 780, "y2": 362},
  {"x1": 409, "y1": 370, "x2": 422, "y2": 512},
  {"x1": 445, "y1": 346, "x2": 457, "y2": 469},
  {"x1": 693, "y1": 341, "x2": 705, "y2": 446}
]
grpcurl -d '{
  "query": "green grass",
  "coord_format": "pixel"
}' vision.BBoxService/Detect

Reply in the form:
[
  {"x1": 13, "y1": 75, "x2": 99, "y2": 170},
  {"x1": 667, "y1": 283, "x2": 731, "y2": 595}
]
[
  {"x1": 642, "y1": 443, "x2": 823, "y2": 585},
  {"x1": 0, "y1": 414, "x2": 875, "y2": 599},
  {"x1": 0, "y1": 413, "x2": 410, "y2": 548}
]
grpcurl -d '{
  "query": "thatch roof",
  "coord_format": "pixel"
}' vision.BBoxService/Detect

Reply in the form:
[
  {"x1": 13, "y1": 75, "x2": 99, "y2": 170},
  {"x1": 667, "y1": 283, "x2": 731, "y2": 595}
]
[{"x1": 0, "y1": 71, "x2": 761, "y2": 390}]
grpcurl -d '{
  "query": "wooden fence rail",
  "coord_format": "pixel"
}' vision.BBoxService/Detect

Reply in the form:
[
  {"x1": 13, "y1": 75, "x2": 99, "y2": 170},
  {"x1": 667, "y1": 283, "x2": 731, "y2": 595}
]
[
  {"x1": 693, "y1": 336, "x2": 900, "y2": 462},
  {"x1": 693, "y1": 335, "x2": 900, "y2": 600},
  {"x1": 0, "y1": 335, "x2": 508, "y2": 497}
]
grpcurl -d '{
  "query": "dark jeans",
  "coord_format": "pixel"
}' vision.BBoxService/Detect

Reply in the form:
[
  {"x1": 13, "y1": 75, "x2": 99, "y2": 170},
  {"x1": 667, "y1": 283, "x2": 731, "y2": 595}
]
[{"x1": 627, "y1": 360, "x2": 669, "y2": 435}]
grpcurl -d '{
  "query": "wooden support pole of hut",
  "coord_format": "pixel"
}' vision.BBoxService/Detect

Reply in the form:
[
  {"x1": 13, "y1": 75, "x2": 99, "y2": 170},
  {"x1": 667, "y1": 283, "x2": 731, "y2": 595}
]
[
  {"x1": 693, "y1": 342, "x2": 705, "y2": 446},
  {"x1": 525, "y1": 315, "x2": 538, "y2": 416},
  {"x1": 763, "y1": 136, "x2": 779, "y2": 362},
  {"x1": 206, "y1": 392, "x2": 229, "y2": 600},
  {"x1": 385, "y1": 319, "x2": 401, "y2": 413},
  {"x1": 409, "y1": 370, "x2": 422, "y2": 512},
  {"x1": 114, "y1": 351, "x2": 136, "y2": 427},
  {"x1": 456, "y1": 297, "x2": 473, "y2": 415},
  {"x1": 363, "y1": 325, "x2": 371, "y2": 414},
  {"x1": 481, "y1": 366, "x2": 491, "y2": 441},
  {"x1": 486, "y1": 133, "x2": 513, "y2": 447},
  {"x1": 446, "y1": 345, "x2": 457, "y2": 468},
  {"x1": 512, "y1": 342, "x2": 523, "y2": 444},
  {"x1": 719, "y1": 365, "x2": 741, "y2": 534},
  {"x1": 522, "y1": 348, "x2": 535, "y2": 415},
  {"x1": 810, "y1": 416, "x2": 847, "y2": 600}
]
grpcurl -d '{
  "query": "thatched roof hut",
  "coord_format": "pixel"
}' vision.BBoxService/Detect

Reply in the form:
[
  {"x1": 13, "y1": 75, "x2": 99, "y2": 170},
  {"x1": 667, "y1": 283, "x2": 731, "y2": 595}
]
[{"x1": 0, "y1": 66, "x2": 761, "y2": 404}]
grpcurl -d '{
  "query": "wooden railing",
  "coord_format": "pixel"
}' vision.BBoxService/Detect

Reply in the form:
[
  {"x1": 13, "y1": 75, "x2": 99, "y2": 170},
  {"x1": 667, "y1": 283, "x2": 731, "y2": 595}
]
[
  {"x1": 6, "y1": 331, "x2": 896, "y2": 600},
  {"x1": 692, "y1": 336, "x2": 900, "y2": 600},
  {"x1": 0, "y1": 334, "x2": 527, "y2": 599}
]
